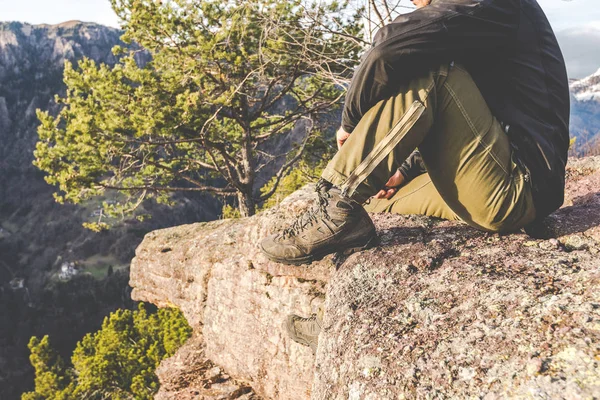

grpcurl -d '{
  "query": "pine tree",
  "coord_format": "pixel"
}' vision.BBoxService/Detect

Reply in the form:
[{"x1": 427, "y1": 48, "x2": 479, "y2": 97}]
[
  {"x1": 22, "y1": 304, "x2": 192, "y2": 400},
  {"x1": 34, "y1": 0, "x2": 363, "y2": 221}
]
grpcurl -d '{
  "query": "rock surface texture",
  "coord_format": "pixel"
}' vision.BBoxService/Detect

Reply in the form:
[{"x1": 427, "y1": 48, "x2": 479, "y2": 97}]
[{"x1": 130, "y1": 156, "x2": 600, "y2": 399}]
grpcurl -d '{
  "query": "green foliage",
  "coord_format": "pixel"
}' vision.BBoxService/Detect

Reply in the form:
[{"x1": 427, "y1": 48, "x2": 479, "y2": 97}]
[
  {"x1": 34, "y1": 0, "x2": 363, "y2": 219},
  {"x1": 81, "y1": 222, "x2": 110, "y2": 232},
  {"x1": 260, "y1": 160, "x2": 327, "y2": 210},
  {"x1": 221, "y1": 203, "x2": 241, "y2": 219},
  {"x1": 260, "y1": 129, "x2": 335, "y2": 209},
  {"x1": 22, "y1": 304, "x2": 192, "y2": 400},
  {"x1": 22, "y1": 336, "x2": 73, "y2": 400}
]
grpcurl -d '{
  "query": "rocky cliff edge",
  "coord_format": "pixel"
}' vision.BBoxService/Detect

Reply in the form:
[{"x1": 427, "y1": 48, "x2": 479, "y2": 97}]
[{"x1": 130, "y1": 156, "x2": 600, "y2": 399}]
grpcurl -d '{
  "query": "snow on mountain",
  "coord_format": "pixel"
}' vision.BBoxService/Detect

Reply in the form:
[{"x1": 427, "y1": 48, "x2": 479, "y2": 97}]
[
  {"x1": 570, "y1": 67, "x2": 600, "y2": 102},
  {"x1": 569, "y1": 67, "x2": 600, "y2": 152}
]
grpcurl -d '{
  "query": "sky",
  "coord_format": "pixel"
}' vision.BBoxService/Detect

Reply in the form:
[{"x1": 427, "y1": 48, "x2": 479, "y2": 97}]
[
  {"x1": 1, "y1": 0, "x2": 599, "y2": 31},
  {"x1": 0, "y1": 0, "x2": 121, "y2": 28},
  {"x1": 537, "y1": 0, "x2": 600, "y2": 31},
  {"x1": 1, "y1": 0, "x2": 599, "y2": 76}
]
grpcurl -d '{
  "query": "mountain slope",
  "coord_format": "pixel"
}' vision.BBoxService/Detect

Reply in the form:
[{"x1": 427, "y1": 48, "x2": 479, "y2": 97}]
[
  {"x1": 570, "y1": 67, "x2": 600, "y2": 102},
  {"x1": 569, "y1": 68, "x2": 600, "y2": 153},
  {"x1": 0, "y1": 21, "x2": 220, "y2": 399}
]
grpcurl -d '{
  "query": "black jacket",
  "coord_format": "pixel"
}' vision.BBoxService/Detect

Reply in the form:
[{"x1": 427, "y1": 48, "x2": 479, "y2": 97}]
[{"x1": 342, "y1": 0, "x2": 570, "y2": 219}]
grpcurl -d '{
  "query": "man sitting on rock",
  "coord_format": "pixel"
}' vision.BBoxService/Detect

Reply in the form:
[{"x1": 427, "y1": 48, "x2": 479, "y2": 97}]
[{"x1": 260, "y1": 0, "x2": 570, "y2": 350}]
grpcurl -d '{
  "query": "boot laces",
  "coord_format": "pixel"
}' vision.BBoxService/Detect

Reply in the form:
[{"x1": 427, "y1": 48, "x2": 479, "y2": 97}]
[{"x1": 281, "y1": 187, "x2": 332, "y2": 239}]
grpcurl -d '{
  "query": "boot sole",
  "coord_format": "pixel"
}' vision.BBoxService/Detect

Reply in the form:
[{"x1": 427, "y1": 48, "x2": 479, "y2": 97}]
[{"x1": 262, "y1": 233, "x2": 379, "y2": 266}]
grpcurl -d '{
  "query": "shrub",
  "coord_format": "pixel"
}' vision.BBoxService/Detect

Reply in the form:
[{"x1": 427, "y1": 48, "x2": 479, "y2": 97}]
[{"x1": 22, "y1": 304, "x2": 191, "y2": 400}]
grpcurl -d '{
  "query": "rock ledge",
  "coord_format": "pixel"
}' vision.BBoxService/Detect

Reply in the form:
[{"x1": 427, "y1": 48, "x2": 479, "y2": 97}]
[{"x1": 130, "y1": 156, "x2": 600, "y2": 399}]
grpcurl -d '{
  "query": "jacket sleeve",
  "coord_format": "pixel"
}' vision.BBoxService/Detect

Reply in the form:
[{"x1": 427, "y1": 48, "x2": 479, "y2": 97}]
[
  {"x1": 341, "y1": 0, "x2": 520, "y2": 133},
  {"x1": 398, "y1": 149, "x2": 427, "y2": 182}
]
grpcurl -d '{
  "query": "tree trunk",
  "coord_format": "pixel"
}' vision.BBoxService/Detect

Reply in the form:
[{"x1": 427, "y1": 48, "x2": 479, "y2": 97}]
[
  {"x1": 237, "y1": 191, "x2": 256, "y2": 217},
  {"x1": 238, "y1": 119, "x2": 256, "y2": 218}
]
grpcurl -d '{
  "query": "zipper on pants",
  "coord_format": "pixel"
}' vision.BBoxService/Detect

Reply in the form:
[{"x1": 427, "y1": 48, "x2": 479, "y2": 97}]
[{"x1": 341, "y1": 100, "x2": 426, "y2": 198}]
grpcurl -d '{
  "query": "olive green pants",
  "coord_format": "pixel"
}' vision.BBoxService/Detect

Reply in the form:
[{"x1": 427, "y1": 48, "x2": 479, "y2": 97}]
[{"x1": 322, "y1": 63, "x2": 536, "y2": 232}]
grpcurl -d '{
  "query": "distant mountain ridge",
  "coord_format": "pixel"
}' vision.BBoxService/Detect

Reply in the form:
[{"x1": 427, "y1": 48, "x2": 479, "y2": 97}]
[
  {"x1": 569, "y1": 67, "x2": 600, "y2": 153},
  {"x1": 0, "y1": 20, "x2": 121, "y2": 73},
  {"x1": 570, "y1": 68, "x2": 600, "y2": 102},
  {"x1": 0, "y1": 21, "x2": 128, "y2": 174}
]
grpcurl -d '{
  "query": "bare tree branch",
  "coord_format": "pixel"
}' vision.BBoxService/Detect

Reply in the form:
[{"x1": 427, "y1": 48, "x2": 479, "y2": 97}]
[
  {"x1": 257, "y1": 119, "x2": 313, "y2": 202},
  {"x1": 98, "y1": 183, "x2": 237, "y2": 194}
]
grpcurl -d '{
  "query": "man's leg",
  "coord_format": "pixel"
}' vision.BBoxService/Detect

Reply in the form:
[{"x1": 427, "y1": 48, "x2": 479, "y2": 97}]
[
  {"x1": 260, "y1": 65, "x2": 441, "y2": 265},
  {"x1": 366, "y1": 173, "x2": 459, "y2": 221},
  {"x1": 321, "y1": 67, "x2": 437, "y2": 204},
  {"x1": 277, "y1": 63, "x2": 536, "y2": 353},
  {"x1": 260, "y1": 62, "x2": 536, "y2": 265},
  {"x1": 322, "y1": 63, "x2": 535, "y2": 232}
]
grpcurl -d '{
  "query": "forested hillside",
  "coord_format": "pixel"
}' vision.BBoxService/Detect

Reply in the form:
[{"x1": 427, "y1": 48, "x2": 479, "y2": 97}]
[{"x1": 0, "y1": 21, "x2": 220, "y2": 398}]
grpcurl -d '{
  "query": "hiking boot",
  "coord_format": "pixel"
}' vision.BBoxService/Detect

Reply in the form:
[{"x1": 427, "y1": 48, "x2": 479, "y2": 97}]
[
  {"x1": 286, "y1": 313, "x2": 322, "y2": 352},
  {"x1": 260, "y1": 181, "x2": 378, "y2": 265}
]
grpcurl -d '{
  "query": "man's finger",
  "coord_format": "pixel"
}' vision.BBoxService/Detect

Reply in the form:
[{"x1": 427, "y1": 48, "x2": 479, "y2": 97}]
[
  {"x1": 374, "y1": 189, "x2": 387, "y2": 199},
  {"x1": 374, "y1": 187, "x2": 398, "y2": 199},
  {"x1": 384, "y1": 188, "x2": 397, "y2": 199}
]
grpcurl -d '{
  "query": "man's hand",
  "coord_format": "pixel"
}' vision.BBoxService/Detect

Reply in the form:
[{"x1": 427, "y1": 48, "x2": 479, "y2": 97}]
[
  {"x1": 374, "y1": 170, "x2": 406, "y2": 199},
  {"x1": 336, "y1": 127, "x2": 351, "y2": 149},
  {"x1": 411, "y1": 0, "x2": 432, "y2": 9}
]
